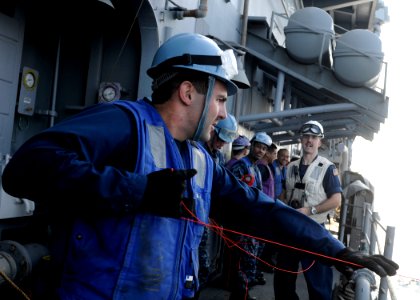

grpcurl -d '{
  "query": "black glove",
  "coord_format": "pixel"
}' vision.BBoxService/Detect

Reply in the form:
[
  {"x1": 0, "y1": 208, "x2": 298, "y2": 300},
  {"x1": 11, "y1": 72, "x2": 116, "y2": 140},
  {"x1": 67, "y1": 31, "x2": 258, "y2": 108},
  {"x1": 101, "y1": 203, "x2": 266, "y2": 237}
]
[
  {"x1": 334, "y1": 247, "x2": 399, "y2": 278},
  {"x1": 141, "y1": 168, "x2": 197, "y2": 218}
]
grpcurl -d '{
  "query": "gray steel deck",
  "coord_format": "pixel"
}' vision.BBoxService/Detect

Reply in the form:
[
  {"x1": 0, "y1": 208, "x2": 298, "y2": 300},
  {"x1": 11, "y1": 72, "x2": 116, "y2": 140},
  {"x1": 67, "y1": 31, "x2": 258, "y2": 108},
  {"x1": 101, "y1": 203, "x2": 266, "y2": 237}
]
[{"x1": 199, "y1": 270, "x2": 312, "y2": 300}]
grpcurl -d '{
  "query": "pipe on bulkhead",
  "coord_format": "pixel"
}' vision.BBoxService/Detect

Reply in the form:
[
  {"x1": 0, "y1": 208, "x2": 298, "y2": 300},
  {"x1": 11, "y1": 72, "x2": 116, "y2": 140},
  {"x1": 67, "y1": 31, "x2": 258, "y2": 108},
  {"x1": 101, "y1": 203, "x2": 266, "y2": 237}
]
[
  {"x1": 0, "y1": 241, "x2": 49, "y2": 287},
  {"x1": 238, "y1": 103, "x2": 358, "y2": 123},
  {"x1": 175, "y1": 0, "x2": 208, "y2": 19},
  {"x1": 274, "y1": 70, "x2": 285, "y2": 111},
  {"x1": 234, "y1": 0, "x2": 250, "y2": 120},
  {"x1": 240, "y1": 0, "x2": 250, "y2": 47}
]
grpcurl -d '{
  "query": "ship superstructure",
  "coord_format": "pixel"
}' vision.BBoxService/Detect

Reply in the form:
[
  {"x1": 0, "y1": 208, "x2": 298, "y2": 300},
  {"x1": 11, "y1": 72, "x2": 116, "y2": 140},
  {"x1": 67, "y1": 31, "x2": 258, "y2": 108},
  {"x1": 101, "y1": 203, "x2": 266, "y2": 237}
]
[{"x1": 0, "y1": 1, "x2": 394, "y2": 299}]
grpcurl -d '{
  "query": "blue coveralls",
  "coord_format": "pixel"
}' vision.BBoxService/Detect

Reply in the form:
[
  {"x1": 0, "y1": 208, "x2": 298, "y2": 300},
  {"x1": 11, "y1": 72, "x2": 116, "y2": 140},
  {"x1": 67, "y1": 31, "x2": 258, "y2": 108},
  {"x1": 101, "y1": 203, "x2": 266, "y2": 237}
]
[
  {"x1": 228, "y1": 157, "x2": 265, "y2": 297},
  {"x1": 197, "y1": 142, "x2": 226, "y2": 288},
  {"x1": 272, "y1": 160, "x2": 287, "y2": 199},
  {"x1": 2, "y1": 99, "x2": 345, "y2": 300}
]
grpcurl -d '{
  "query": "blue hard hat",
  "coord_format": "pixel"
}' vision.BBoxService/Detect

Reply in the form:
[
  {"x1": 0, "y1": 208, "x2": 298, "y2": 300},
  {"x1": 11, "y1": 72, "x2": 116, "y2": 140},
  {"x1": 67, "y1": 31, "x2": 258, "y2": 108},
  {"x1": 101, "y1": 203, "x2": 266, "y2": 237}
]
[
  {"x1": 251, "y1": 132, "x2": 272, "y2": 147},
  {"x1": 232, "y1": 135, "x2": 251, "y2": 150},
  {"x1": 214, "y1": 114, "x2": 238, "y2": 143},
  {"x1": 147, "y1": 33, "x2": 238, "y2": 96}
]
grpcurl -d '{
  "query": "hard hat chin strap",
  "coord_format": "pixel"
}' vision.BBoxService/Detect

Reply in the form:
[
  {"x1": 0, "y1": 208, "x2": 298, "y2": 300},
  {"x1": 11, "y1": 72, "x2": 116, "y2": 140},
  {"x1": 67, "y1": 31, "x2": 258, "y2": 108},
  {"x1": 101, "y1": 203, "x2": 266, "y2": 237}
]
[{"x1": 192, "y1": 76, "x2": 215, "y2": 141}]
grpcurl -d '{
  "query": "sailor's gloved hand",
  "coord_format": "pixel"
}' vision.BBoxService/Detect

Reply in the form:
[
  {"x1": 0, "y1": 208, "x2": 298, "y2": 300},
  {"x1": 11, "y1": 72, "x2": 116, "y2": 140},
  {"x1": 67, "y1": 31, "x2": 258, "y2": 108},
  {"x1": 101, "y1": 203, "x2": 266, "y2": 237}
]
[
  {"x1": 141, "y1": 168, "x2": 197, "y2": 218},
  {"x1": 334, "y1": 247, "x2": 399, "y2": 278}
]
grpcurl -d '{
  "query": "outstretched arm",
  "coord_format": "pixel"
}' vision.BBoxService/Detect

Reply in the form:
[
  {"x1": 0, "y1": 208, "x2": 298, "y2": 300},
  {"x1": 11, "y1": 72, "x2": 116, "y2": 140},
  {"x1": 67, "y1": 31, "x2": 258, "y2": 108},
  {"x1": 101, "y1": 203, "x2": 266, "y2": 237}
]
[{"x1": 211, "y1": 164, "x2": 398, "y2": 278}]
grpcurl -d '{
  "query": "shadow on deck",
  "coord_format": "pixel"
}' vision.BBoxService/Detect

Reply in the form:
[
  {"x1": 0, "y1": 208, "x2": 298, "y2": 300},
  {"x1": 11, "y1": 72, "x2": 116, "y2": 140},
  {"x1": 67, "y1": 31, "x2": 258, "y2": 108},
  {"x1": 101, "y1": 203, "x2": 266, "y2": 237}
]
[{"x1": 199, "y1": 270, "x2": 312, "y2": 300}]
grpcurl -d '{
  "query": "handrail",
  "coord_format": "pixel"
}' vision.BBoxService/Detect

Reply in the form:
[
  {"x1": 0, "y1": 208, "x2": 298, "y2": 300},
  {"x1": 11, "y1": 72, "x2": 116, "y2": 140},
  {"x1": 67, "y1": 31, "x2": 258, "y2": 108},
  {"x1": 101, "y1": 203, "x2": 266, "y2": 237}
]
[
  {"x1": 267, "y1": 9, "x2": 388, "y2": 101},
  {"x1": 338, "y1": 200, "x2": 397, "y2": 300},
  {"x1": 268, "y1": 11, "x2": 288, "y2": 47}
]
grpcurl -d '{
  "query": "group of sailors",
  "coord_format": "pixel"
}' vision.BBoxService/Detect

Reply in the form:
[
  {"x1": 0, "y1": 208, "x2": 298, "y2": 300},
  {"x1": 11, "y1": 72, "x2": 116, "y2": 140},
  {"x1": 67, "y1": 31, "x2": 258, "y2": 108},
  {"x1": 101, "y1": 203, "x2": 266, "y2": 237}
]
[{"x1": 201, "y1": 114, "x2": 343, "y2": 300}]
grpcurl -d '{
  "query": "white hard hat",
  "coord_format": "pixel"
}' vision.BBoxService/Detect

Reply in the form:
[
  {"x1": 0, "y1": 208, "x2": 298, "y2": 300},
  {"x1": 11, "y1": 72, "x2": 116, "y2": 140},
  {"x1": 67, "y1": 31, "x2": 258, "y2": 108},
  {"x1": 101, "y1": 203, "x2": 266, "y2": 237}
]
[{"x1": 300, "y1": 120, "x2": 324, "y2": 138}]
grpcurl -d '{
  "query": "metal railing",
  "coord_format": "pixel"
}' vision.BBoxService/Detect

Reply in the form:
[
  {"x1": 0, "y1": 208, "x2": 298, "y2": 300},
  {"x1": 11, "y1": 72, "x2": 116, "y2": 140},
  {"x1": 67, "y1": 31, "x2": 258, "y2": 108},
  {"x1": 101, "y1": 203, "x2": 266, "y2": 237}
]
[{"x1": 339, "y1": 201, "x2": 396, "y2": 300}]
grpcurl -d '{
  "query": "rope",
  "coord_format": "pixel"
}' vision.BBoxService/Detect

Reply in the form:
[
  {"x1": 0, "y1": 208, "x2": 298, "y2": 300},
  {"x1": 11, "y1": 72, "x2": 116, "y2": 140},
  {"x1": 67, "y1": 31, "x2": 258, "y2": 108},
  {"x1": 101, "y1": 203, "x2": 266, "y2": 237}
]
[
  {"x1": 0, "y1": 269, "x2": 31, "y2": 300},
  {"x1": 180, "y1": 201, "x2": 363, "y2": 272}
]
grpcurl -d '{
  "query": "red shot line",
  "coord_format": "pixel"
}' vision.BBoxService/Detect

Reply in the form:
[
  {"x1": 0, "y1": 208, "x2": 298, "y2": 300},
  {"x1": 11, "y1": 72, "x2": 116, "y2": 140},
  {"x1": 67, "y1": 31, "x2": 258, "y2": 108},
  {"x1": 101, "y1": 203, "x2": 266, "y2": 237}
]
[
  {"x1": 181, "y1": 202, "x2": 420, "y2": 280},
  {"x1": 180, "y1": 201, "x2": 363, "y2": 271}
]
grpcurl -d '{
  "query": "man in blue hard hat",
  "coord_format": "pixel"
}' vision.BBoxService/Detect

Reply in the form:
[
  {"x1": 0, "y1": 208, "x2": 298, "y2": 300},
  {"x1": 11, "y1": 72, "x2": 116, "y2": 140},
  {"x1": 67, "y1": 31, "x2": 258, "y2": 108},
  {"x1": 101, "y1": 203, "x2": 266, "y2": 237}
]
[
  {"x1": 2, "y1": 33, "x2": 398, "y2": 300},
  {"x1": 202, "y1": 113, "x2": 238, "y2": 166},
  {"x1": 197, "y1": 113, "x2": 237, "y2": 293},
  {"x1": 227, "y1": 132, "x2": 273, "y2": 300},
  {"x1": 225, "y1": 135, "x2": 251, "y2": 170}
]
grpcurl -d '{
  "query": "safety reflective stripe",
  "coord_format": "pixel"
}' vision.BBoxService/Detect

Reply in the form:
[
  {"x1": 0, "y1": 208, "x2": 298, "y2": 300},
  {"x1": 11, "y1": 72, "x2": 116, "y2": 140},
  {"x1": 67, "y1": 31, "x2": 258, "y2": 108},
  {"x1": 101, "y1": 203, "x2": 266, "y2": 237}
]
[
  {"x1": 147, "y1": 124, "x2": 167, "y2": 169},
  {"x1": 192, "y1": 146, "x2": 206, "y2": 188}
]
